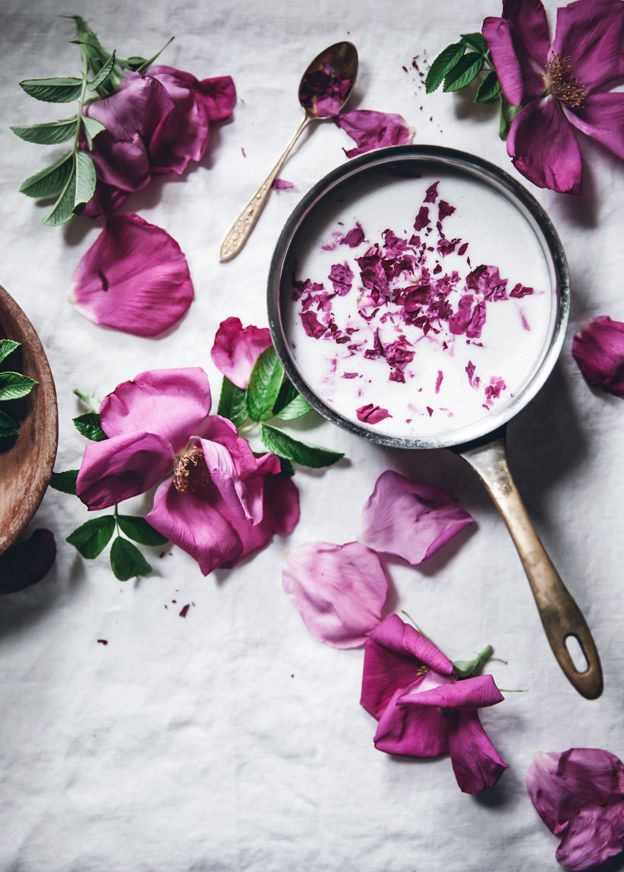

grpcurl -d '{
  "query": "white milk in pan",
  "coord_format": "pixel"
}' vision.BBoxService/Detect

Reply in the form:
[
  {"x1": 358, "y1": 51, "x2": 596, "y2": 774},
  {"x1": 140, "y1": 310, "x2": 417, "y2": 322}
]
[{"x1": 281, "y1": 166, "x2": 556, "y2": 442}]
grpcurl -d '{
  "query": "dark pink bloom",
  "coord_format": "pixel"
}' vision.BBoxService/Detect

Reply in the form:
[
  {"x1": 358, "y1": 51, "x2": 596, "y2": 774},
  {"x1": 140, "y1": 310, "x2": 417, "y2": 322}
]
[
  {"x1": 483, "y1": 0, "x2": 624, "y2": 194},
  {"x1": 75, "y1": 368, "x2": 298, "y2": 575},
  {"x1": 358, "y1": 471, "x2": 473, "y2": 565},
  {"x1": 335, "y1": 110, "x2": 414, "y2": 158},
  {"x1": 526, "y1": 748, "x2": 624, "y2": 870},
  {"x1": 210, "y1": 317, "x2": 272, "y2": 389},
  {"x1": 282, "y1": 541, "x2": 388, "y2": 648},
  {"x1": 361, "y1": 615, "x2": 507, "y2": 794},
  {"x1": 572, "y1": 315, "x2": 624, "y2": 397},
  {"x1": 72, "y1": 213, "x2": 194, "y2": 337},
  {"x1": 356, "y1": 404, "x2": 391, "y2": 424}
]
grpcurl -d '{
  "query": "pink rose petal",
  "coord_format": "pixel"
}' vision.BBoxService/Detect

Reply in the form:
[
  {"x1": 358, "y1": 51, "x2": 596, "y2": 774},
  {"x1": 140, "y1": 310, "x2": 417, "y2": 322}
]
[
  {"x1": 210, "y1": 317, "x2": 272, "y2": 389},
  {"x1": 447, "y1": 709, "x2": 509, "y2": 795},
  {"x1": 335, "y1": 109, "x2": 414, "y2": 158},
  {"x1": 572, "y1": 315, "x2": 624, "y2": 397},
  {"x1": 272, "y1": 178, "x2": 295, "y2": 190},
  {"x1": 356, "y1": 404, "x2": 391, "y2": 424}
]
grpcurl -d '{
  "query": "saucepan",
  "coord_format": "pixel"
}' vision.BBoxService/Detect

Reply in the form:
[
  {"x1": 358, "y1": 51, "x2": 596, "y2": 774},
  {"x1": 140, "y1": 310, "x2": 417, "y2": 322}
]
[{"x1": 266, "y1": 144, "x2": 602, "y2": 700}]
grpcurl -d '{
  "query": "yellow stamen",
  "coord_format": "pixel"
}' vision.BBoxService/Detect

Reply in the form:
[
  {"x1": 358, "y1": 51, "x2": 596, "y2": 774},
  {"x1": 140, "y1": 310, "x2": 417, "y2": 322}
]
[{"x1": 545, "y1": 53, "x2": 586, "y2": 109}]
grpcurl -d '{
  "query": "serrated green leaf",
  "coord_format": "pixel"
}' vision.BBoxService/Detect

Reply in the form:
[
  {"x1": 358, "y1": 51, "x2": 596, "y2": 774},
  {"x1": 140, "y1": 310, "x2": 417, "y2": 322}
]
[
  {"x1": 0, "y1": 410, "x2": 19, "y2": 438},
  {"x1": 88, "y1": 51, "x2": 116, "y2": 90},
  {"x1": 20, "y1": 77, "x2": 83, "y2": 103},
  {"x1": 475, "y1": 70, "x2": 501, "y2": 103},
  {"x1": 275, "y1": 394, "x2": 312, "y2": 421},
  {"x1": 110, "y1": 536, "x2": 152, "y2": 581},
  {"x1": 120, "y1": 55, "x2": 150, "y2": 71},
  {"x1": 258, "y1": 424, "x2": 343, "y2": 469},
  {"x1": 73, "y1": 150, "x2": 96, "y2": 212},
  {"x1": 246, "y1": 347, "x2": 284, "y2": 422},
  {"x1": 461, "y1": 32, "x2": 488, "y2": 53},
  {"x1": 82, "y1": 115, "x2": 106, "y2": 150},
  {"x1": 499, "y1": 97, "x2": 521, "y2": 139},
  {"x1": 19, "y1": 152, "x2": 73, "y2": 199},
  {"x1": 11, "y1": 117, "x2": 78, "y2": 145},
  {"x1": 0, "y1": 339, "x2": 20, "y2": 364},
  {"x1": 443, "y1": 53, "x2": 484, "y2": 92},
  {"x1": 67, "y1": 515, "x2": 115, "y2": 559},
  {"x1": 425, "y1": 42, "x2": 465, "y2": 93},
  {"x1": 0, "y1": 371, "x2": 37, "y2": 401},
  {"x1": 272, "y1": 378, "x2": 298, "y2": 415},
  {"x1": 44, "y1": 164, "x2": 76, "y2": 226},
  {"x1": 50, "y1": 469, "x2": 79, "y2": 494},
  {"x1": 217, "y1": 377, "x2": 248, "y2": 428},
  {"x1": 73, "y1": 412, "x2": 106, "y2": 441},
  {"x1": 117, "y1": 516, "x2": 168, "y2": 546},
  {"x1": 121, "y1": 36, "x2": 175, "y2": 74}
]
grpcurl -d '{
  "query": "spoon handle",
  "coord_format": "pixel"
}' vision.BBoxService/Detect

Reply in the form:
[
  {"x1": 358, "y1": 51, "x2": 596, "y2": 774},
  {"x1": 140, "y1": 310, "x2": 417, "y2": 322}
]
[{"x1": 220, "y1": 115, "x2": 312, "y2": 262}]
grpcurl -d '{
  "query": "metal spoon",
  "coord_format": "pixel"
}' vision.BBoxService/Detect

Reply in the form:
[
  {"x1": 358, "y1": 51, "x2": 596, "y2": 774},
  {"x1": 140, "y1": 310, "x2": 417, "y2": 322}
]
[{"x1": 219, "y1": 41, "x2": 359, "y2": 262}]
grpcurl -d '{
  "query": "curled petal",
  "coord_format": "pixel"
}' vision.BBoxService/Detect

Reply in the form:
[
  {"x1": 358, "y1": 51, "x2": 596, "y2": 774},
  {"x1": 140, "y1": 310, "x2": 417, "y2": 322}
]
[
  {"x1": 482, "y1": 16, "x2": 527, "y2": 105},
  {"x1": 448, "y1": 710, "x2": 508, "y2": 794},
  {"x1": 283, "y1": 541, "x2": 388, "y2": 649},
  {"x1": 572, "y1": 315, "x2": 624, "y2": 397},
  {"x1": 552, "y1": 0, "x2": 624, "y2": 94},
  {"x1": 566, "y1": 92, "x2": 624, "y2": 160},
  {"x1": 507, "y1": 97, "x2": 583, "y2": 194},
  {"x1": 398, "y1": 673, "x2": 505, "y2": 710},
  {"x1": 335, "y1": 110, "x2": 414, "y2": 158},
  {"x1": 72, "y1": 213, "x2": 195, "y2": 337},
  {"x1": 77, "y1": 431, "x2": 174, "y2": 511},
  {"x1": 373, "y1": 680, "x2": 451, "y2": 758},
  {"x1": 197, "y1": 75, "x2": 237, "y2": 121},
  {"x1": 210, "y1": 317, "x2": 272, "y2": 389},
  {"x1": 358, "y1": 470, "x2": 473, "y2": 565},
  {"x1": 100, "y1": 368, "x2": 212, "y2": 452}
]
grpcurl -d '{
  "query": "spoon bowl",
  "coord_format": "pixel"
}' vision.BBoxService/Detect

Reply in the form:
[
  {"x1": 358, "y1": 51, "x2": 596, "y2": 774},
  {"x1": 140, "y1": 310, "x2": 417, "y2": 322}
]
[{"x1": 298, "y1": 41, "x2": 359, "y2": 119}]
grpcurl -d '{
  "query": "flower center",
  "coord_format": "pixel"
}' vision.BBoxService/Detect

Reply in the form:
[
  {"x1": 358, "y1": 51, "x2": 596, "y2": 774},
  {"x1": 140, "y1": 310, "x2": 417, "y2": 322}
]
[
  {"x1": 545, "y1": 53, "x2": 586, "y2": 108},
  {"x1": 173, "y1": 445, "x2": 209, "y2": 494}
]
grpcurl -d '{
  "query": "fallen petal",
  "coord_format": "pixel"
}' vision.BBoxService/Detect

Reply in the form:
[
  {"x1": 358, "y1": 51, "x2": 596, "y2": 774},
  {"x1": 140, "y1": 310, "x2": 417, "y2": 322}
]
[
  {"x1": 210, "y1": 317, "x2": 272, "y2": 389},
  {"x1": 336, "y1": 109, "x2": 414, "y2": 158},
  {"x1": 572, "y1": 315, "x2": 624, "y2": 397}
]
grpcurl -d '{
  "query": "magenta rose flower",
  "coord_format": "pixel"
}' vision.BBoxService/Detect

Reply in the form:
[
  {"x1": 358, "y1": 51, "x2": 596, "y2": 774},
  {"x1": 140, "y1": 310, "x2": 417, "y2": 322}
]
[
  {"x1": 361, "y1": 614, "x2": 507, "y2": 794},
  {"x1": 572, "y1": 315, "x2": 624, "y2": 397},
  {"x1": 482, "y1": 0, "x2": 624, "y2": 193},
  {"x1": 75, "y1": 368, "x2": 299, "y2": 574},
  {"x1": 526, "y1": 748, "x2": 624, "y2": 870}
]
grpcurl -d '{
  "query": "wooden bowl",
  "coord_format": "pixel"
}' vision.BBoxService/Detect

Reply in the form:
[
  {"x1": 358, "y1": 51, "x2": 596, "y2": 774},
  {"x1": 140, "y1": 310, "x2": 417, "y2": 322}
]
[{"x1": 0, "y1": 286, "x2": 58, "y2": 556}]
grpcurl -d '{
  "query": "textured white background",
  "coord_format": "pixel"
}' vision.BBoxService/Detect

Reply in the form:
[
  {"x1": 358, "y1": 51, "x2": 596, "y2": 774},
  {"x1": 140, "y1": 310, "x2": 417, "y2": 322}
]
[{"x1": 0, "y1": 1, "x2": 623, "y2": 870}]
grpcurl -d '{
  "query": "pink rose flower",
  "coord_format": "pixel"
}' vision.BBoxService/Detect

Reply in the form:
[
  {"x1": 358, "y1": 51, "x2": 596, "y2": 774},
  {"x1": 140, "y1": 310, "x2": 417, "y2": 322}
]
[
  {"x1": 482, "y1": 0, "x2": 624, "y2": 194},
  {"x1": 572, "y1": 315, "x2": 624, "y2": 397},
  {"x1": 75, "y1": 368, "x2": 299, "y2": 574},
  {"x1": 210, "y1": 317, "x2": 272, "y2": 390},
  {"x1": 361, "y1": 614, "x2": 507, "y2": 794},
  {"x1": 526, "y1": 748, "x2": 624, "y2": 870}
]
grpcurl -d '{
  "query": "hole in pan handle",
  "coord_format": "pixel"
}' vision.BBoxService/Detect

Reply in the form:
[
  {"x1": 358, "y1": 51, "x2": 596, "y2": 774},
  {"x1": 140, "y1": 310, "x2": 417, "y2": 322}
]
[{"x1": 457, "y1": 428, "x2": 603, "y2": 700}]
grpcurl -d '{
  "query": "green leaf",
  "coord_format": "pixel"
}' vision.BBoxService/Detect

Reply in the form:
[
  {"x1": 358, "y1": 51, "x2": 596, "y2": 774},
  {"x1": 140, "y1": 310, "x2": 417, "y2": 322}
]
[
  {"x1": 44, "y1": 164, "x2": 77, "y2": 226},
  {"x1": 67, "y1": 515, "x2": 115, "y2": 559},
  {"x1": 11, "y1": 117, "x2": 78, "y2": 145},
  {"x1": 275, "y1": 394, "x2": 312, "y2": 421},
  {"x1": 461, "y1": 32, "x2": 488, "y2": 53},
  {"x1": 88, "y1": 51, "x2": 116, "y2": 90},
  {"x1": 0, "y1": 339, "x2": 20, "y2": 364},
  {"x1": 443, "y1": 53, "x2": 485, "y2": 92},
  {"x1": 117, "y1": 516, "x2": 168, "y2": 546},
  {"x1": 67, "y1": 16, "x2": 109, "y2": 66},
  {"x1": 217, "y1": 377, "x2": 248, "y2": 429},
  {"x1": 279, "y1": 457, "x2": 295, "y2": 477},
  {"x1": 272, "y1": 378, "x2": 297, "y2": 415},
  {"x1": 121, "y1": 36, "x2": 175, "y2": 74},
  {"x1": 73, "y1": 150, "x2": 96, "y2": 212},
  {"x1": 0, "y1": 371, "x2": 37, "y2": 401},
  {"x1": 499, "y1": 97, "x2": 521, "y2": 139},
  {"x1": 19, "y1": 152, "x2": 73, "y2": 199},
  {"x1": 110, "y1": 536, "x2": 152, "y2": 581},
  {"x1": 81, "y1": 115, "x2": 106, "y2": 150},
  {"x1": 20, "y1": 77, "x2": 83, "y2": 103},
  {"x1": 0, "y1": 410, "x2": 19, "y2": 438},
  {"x1": 476, "y1": 70, "x2": 501, "y2": 103},
  {"x1": 246, "y1": 347, "x2": 285, "y2": 422},
  {"x1": 73, "y1": 412, "x2": 106, "y2": 441},
  {"x1": 258, "y1": 424, "x2": 343, "y2": 468},
  {"x1": 50, "y1": 469, "x2": 79, "y2": 494},
  {"x1": 425, "y1": 42, "x2": 465, "y2": 93}
]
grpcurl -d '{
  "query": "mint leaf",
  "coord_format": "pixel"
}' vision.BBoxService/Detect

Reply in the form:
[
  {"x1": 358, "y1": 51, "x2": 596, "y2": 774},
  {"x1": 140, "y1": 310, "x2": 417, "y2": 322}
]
[
  {"x1": 258, "y1": 424, "x2": 343, "y2": 468},
  {"x1": 0, "y1": 372, "x2": 37, "y2": 401},
  {"x1": 443, "y1": 53, "x2": 484, "y2": 91},
  {"x1": 20, "y1": 77, "x2": 83, "y2": 103},
  {"x1": 19, "y1": 152, "x2": 73, "y2": 199},
  {"x1": 67, "y1": 515, "x2": 115, "y2": 559},
  {"x1": 87, "y1": 51, "x2": 116, "y2": 90},
  {"x1": 74, "y1": 151, "x2": 96, "y2": 212},
  {"x1": 476, "y1": 70, "x2": 501, "y2": 103},
  {"x1": 461, "y1": 32, "x2": 488, "y2": 53},
  {"x1": 275, "y1": 394, "x2": 312, "y2": 421},
  {"x1": 50, "y1": 469, "x2": 79, "y2": 494},
  {"x1": 110, "y1": 536, "x2": 152, "y2": 581},
  {"x1": 73, "y1": 412, "x2": 106, "y2": 441},
  {"x1": 117, "y1": 516, "x2": 167, "y2": 546},
  {"x1": 11, "y1": 117, "x2": 78, "y2": 145},
  {"x1": 44, "y1": 163, "x2": 76, "y2": 226},
  {"x1": 425, "y1": 42, "x2": 465, "y2": 93},
  {"x1": 499, "y1": 98, "x2": 521, "y2": 139},
  {"x1": 246, "y1": 347, "x2": 284, "y2": 422},
  {"x1": 0, "y1": 339, "x2": 20, "y2": 364},
  {"x1": 272, "y1": 378, "x2": 298, "y2": 414},
  {"x1": 217, "y1": 377, "x2": 248, "y2": 428},
  {"x1": 0, "y1": 410, "x2": 19, "y2": 438},
  {"x1": 82, "y1": 116, "x2": 106, "y2": 150}
]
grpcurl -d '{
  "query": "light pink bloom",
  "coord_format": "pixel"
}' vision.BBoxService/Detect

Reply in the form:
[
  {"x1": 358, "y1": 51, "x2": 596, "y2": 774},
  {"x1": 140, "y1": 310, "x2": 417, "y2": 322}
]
[
  {"x1": 210, "y1": 317, "x2": 272, "y2": 389},
  {"x1": 572, "y1": 315, "x2": 624, "y2": 397},
  {"x1": 72, "y1": 213, "x2": 194, "y2": 337},
  {"x1": 526, "y1": 748, "x2": 624, "y2": 871},
  {"x1": 75, "y1": 368, "x2": 299, "y2": 575},
  {"x1": 282, "y1": 541, "x2": 389, "y2": 648},
  {"x1": 335, "y1": 110, "x2": 414, "y2": 158},
  {"x1": 361, "y1": 614, "x2": 507, "y2": 794},
  {"x1": 359, "y1": 470, "x2": 474, "y2": 565},
  {"x1": 483, "y1": 0, "x2": 624, "y2": 194}
]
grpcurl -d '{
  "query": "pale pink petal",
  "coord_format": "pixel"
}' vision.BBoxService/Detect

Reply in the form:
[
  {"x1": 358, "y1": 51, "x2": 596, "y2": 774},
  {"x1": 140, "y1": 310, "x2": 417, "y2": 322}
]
[
  {"x1": 556, "y1": 804, "x2": 624, "y2": 872},
  {"x1": 373, "y1": 680, "x2": 451, "y2": 758},
  {"x1": 72, "y1": 213, "x2": 195, "y2": 337},
  {"x1": 76, "y1": 431, "x2": 173, "y2": 511},
  {"x1": 572, "y1": 315, "x2": 624, "y2": 397},
  {"x1": 358, "y1": 470, "x2": 473, "y2": 565},
  {"x1": 210, "y1": 317, "x2": 272, "y2": 390},
  {"x1": 398, "y1": 673, "x2": 505, "y2": 710},
  {"x1": 100, "y1": 368, "x2": 212, "y2": 451},
  {"x1": 197, "y1": 75, "x2": 237, "y2": 121},
  {"x1": 448, "y1": 710, "x2": 508, "y2": 794},
  {"x1": 335, "y1": 110, "x2": 414, "y2": 158},
  {"x1": 507, "y1": 97, "x2": 583, "y2": 194},
  {"x1": 482, "y1": 16, "x2": 527, "y2": 105},
  {"x1": 552, "y1": 0, "x2": 624, "y2": 94},
  {"x1": 566, "y1": 92, "x2": 624, "y2": 159},
  {"x1": 282, "y1": 541, "x2": 389, "y2": 649}
]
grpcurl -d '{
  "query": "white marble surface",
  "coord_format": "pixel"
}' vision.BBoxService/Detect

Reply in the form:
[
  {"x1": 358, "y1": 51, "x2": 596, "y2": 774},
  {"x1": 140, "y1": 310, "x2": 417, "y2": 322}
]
[{"x1": 0, "y1": 1, "x2": 623, "y2": 870}]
